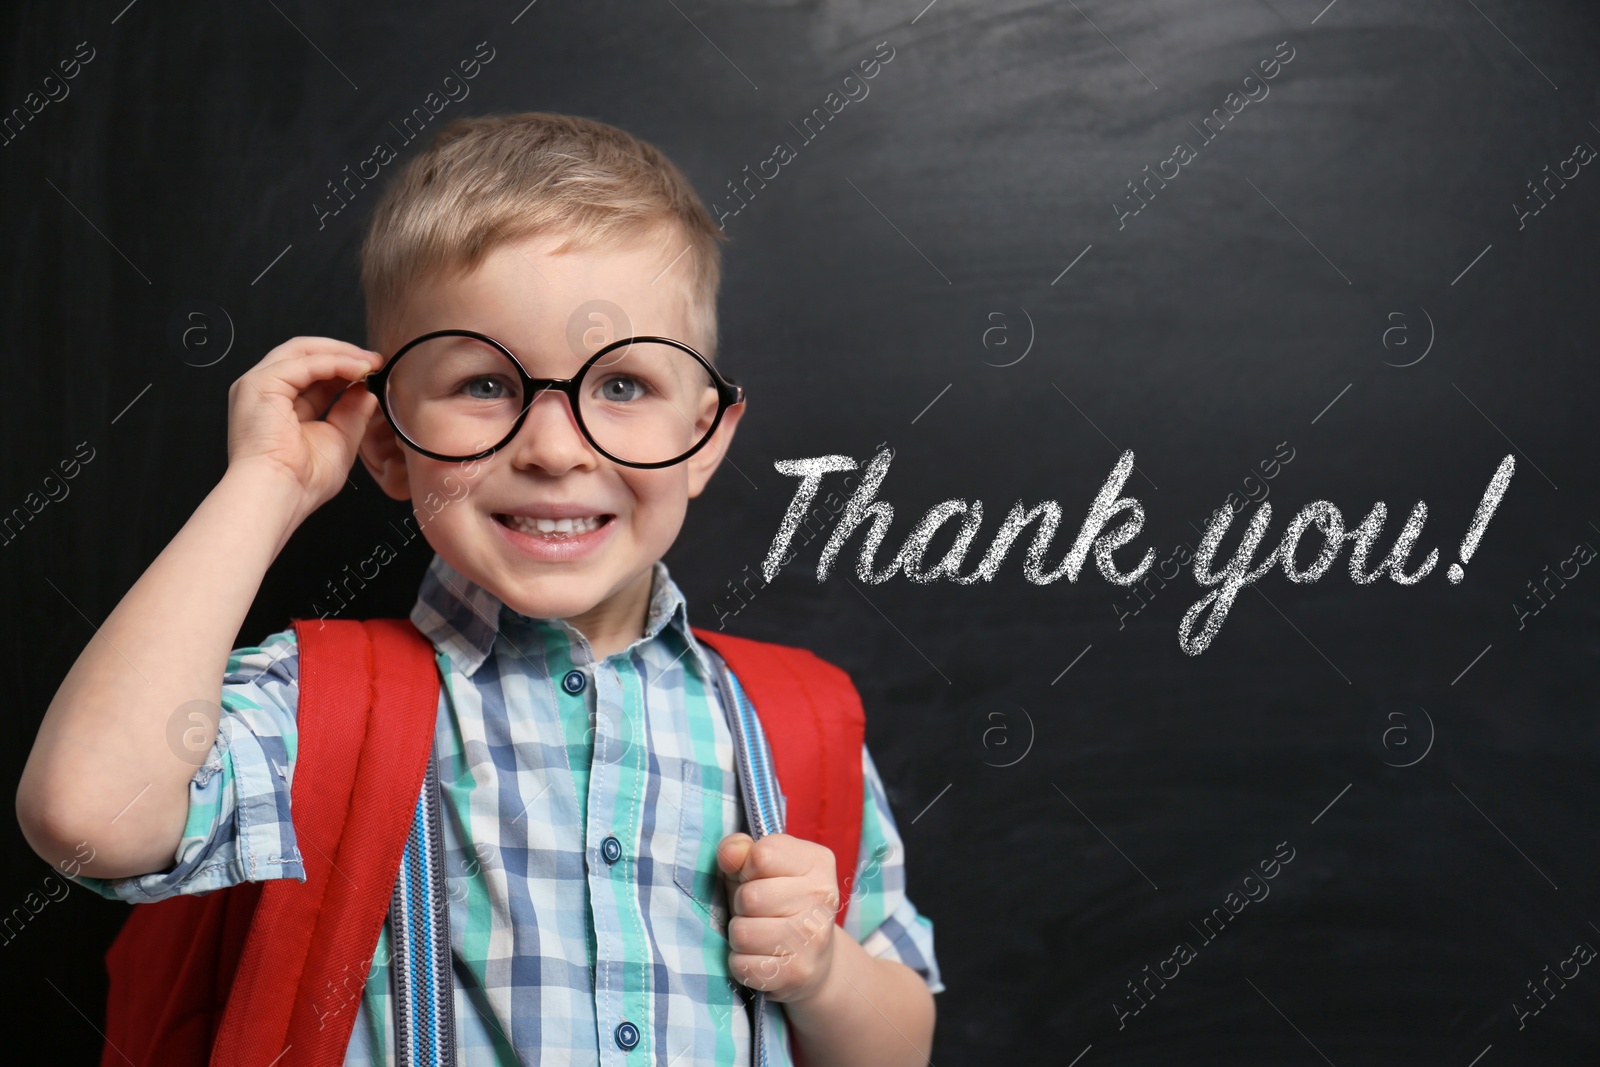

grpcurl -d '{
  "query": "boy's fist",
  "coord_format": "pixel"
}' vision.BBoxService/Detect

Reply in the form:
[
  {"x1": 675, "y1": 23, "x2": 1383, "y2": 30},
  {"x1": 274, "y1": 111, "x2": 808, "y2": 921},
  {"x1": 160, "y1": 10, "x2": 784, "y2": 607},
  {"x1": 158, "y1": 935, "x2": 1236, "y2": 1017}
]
[
  {"x1": 716, "y1": 832, "x2": 842, "y2": 1003},
  {"x1": 226, "y1": 337, "x2": 383, "y2": 515}
]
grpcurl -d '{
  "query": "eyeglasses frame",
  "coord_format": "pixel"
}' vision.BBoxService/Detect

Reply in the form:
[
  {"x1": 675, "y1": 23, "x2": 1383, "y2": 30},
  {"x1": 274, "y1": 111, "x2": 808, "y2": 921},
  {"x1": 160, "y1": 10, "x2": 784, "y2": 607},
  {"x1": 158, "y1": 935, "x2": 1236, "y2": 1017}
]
[{"x1": 363, "y1": 328, "x2": 745, "y2": 469}]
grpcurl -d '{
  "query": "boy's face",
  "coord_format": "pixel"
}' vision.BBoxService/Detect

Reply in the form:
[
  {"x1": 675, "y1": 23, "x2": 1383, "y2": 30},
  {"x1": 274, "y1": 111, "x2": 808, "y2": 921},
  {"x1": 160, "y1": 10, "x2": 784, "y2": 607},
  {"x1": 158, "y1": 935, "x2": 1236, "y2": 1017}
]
[{"x1": 358, "y1": 228, "x2": 742, "y2": 648}]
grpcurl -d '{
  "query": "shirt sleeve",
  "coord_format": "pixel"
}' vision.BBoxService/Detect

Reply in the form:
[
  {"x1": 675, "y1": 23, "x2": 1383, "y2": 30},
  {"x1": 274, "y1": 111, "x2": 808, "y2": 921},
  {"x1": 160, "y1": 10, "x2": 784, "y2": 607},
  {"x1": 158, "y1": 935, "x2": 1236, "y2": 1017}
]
[
  {"x1": 840, "y1": 741, "x2": 944, "y2": 994},
  {"x1": 68, "y1": 629, "x2": 306, "y2": 903}
]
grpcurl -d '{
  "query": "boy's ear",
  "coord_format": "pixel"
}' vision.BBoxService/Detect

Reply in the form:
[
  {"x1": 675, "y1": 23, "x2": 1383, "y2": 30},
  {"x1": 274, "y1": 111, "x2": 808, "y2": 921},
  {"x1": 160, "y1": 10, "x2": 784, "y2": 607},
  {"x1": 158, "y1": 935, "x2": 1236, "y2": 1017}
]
[
  {"x1": 357, "y1": 411, "x2": 413, "y2": 502},
  {"x1": 686, "y1": 399, "x2": 747, "y2": 499}
]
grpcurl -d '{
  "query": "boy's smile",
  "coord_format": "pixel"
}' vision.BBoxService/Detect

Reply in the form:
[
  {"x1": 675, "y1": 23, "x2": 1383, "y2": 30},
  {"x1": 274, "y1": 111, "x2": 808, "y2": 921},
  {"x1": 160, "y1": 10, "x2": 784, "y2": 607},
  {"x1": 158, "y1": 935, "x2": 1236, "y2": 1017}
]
[{"x1": 359, "y1": 226, "x2": 743, "y2": 658}]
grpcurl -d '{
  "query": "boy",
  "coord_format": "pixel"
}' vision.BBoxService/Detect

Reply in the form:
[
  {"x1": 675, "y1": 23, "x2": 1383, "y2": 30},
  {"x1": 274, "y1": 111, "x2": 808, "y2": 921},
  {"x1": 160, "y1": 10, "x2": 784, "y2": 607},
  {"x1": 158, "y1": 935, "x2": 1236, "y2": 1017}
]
[{"x1": 17, "y1": 112, "x2": 941, "y2": 1064}]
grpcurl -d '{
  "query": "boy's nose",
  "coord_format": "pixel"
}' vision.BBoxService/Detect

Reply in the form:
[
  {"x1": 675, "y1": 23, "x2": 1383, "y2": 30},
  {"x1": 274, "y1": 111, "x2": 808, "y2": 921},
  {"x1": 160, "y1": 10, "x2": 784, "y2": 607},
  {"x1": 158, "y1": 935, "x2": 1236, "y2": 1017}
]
[{"x1": 503, "y1": 388, "x2": 598, "y2": 474}]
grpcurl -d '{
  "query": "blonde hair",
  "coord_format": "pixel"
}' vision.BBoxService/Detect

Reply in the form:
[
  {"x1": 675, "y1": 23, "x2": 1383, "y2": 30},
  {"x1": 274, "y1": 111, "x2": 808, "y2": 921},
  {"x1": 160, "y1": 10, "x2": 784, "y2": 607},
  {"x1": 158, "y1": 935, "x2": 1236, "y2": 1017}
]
[{"x1": 359, "y1": 112, "x2": 727, "y2": 357}]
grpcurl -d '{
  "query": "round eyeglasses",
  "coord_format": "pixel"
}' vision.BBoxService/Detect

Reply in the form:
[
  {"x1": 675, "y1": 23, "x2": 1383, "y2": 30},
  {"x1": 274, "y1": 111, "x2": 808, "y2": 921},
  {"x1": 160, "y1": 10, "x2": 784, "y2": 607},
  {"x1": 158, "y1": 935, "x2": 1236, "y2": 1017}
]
[{"x1": 364, "y1": 329, "x2": 745, "y2": 469}]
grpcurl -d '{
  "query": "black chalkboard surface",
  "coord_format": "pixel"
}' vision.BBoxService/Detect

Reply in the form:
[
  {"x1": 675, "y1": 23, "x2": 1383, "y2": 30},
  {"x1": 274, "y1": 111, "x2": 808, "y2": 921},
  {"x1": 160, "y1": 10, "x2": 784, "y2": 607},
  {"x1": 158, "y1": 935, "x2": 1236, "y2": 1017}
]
[{"x1": 4, "y1": 1, "x2": 1597, "y2": 1063}]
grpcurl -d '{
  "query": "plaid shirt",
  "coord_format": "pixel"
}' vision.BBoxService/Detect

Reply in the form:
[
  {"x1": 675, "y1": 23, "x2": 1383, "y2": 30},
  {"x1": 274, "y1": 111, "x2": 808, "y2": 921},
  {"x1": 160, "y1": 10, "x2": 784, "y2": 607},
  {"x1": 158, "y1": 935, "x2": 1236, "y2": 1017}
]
[{"x1": 75, "y1": 552, "x2": 942, "y2": 1064}]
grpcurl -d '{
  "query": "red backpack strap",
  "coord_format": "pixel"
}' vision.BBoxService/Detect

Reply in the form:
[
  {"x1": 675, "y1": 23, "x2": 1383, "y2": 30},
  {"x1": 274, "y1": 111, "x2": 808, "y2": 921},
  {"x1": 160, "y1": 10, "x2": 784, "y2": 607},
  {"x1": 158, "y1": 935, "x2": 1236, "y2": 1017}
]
[
  {"x1": 691, "y1": 628, "x2": 865, "y2": 926},
  {"x1": 101, "y1": 874, "x2": 264, "y2": 1066},
  {"x1": 210, "y1": 617, "x2": 440, "y2": 1067}
]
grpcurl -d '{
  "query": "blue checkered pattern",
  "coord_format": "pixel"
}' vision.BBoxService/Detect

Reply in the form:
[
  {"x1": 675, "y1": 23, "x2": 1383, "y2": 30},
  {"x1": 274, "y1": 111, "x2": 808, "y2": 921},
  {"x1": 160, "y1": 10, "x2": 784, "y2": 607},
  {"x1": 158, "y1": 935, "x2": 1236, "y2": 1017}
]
[{"x1": 72, "y1": 552, "x2": 942, "y2": 1065}]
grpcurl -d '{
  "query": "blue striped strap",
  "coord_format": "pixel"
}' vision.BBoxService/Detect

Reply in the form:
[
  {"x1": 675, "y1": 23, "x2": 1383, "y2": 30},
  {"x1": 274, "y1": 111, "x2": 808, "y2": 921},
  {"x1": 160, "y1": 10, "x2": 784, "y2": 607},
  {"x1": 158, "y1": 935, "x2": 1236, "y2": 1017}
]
[
  {"x1": 715, "y1": 661, "x2": 787, "y2": 1067},
  {"x1": 389, "y1": 752, "x2": 456, "y2": 1067}
]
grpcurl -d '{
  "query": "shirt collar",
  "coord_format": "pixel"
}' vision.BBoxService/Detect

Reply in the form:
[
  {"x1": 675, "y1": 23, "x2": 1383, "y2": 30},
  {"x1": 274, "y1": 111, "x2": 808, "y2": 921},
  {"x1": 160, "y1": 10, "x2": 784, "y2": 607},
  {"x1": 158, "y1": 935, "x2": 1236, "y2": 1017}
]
[{"x1": 408, "y1": 551, "x2": 714, "y2": 681}]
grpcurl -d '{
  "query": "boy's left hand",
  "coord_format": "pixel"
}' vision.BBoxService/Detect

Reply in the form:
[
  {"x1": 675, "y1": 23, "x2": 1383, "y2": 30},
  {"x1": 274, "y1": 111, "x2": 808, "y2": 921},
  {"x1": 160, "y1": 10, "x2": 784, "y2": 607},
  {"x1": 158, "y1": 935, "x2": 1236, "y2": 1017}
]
[{"x1": 716, "y1": 832, "x2": 842, "y2": 1003}]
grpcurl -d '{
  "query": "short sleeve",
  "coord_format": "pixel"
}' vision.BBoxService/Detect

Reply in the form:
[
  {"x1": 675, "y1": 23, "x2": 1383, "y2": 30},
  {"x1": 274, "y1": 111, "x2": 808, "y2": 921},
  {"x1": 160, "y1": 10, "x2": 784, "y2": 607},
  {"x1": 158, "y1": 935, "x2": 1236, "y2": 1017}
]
[
  {"x1": 840, "y1": 742, "x2": 944, "y2": 994},
  {"x1": 69, "y1": 629, "x2": 306, "y2": 903}
]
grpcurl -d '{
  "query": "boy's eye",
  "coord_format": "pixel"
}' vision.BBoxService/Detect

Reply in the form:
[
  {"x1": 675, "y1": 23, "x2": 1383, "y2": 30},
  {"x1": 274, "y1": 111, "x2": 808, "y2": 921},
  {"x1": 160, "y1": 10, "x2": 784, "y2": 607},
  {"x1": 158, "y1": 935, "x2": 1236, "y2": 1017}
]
[
  {"x1": 594, "y1": 375, "x2": 647, "y2": 403},
  {"x1": 460, "y1": 376, "x2": 513, "y2": 401}
]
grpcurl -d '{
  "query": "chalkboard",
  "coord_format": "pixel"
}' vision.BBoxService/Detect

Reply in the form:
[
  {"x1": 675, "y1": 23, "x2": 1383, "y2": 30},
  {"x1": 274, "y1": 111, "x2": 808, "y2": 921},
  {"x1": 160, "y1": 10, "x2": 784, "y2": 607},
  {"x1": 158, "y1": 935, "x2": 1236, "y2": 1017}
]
[{"x1": 4, "y1": 1, "x2": 1598, "y2": 1062}]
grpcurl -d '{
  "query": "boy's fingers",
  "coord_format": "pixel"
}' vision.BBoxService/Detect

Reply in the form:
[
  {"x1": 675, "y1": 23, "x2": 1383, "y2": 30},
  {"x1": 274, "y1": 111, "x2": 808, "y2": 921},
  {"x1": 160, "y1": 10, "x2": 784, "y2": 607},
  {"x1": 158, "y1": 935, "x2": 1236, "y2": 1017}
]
[
  {"x1": 716, "y1": 833, "x2": 754, "y2": 881},
  {"x1": 241, "y1": 352, "x2": 380, "y2": 399},
  {"x1": 727, "y1": 914, "x2": 809, "y2": 957},
  {"x1": 730, "y1": 874, "x2": 819, "y2": 919},
  {"x1": 322, "y1": 382, "x2": 379, "y2": 444},
  {"x1": 297, "y1": 375, "x2": 357, "y2": 421},
  {"x1": 750, "y1": 834, "x2": 816, "y2": 877},
  {"x1": 255, "y1": 336, "x2": 380, "y2": 371},
  {"x1": 725, "y1": 953, "x2": 778, "y2": 994}
]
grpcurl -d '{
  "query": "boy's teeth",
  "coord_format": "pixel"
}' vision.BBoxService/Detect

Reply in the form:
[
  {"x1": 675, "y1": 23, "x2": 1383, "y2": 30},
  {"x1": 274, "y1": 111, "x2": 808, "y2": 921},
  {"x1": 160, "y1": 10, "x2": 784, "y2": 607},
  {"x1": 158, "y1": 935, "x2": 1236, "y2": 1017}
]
[{"x1": 503, "y1": 514, "x2": 604, "y2": 536}]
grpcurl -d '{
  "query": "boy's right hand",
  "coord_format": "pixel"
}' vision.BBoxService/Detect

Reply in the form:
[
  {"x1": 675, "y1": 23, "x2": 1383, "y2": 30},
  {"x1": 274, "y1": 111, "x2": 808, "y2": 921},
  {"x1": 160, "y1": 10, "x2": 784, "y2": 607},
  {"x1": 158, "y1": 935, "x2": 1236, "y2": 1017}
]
[{"x1": 226, "y1": 337, "x2": 384, "y2": 520}]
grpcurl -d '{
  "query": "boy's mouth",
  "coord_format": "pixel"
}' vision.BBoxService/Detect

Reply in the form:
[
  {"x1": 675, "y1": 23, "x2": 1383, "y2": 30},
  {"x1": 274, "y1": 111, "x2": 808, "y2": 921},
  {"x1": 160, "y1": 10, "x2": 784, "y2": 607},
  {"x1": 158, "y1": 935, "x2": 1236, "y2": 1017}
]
[{"x1": 493, "y1": 513, "x2": 613, "y2": 538}]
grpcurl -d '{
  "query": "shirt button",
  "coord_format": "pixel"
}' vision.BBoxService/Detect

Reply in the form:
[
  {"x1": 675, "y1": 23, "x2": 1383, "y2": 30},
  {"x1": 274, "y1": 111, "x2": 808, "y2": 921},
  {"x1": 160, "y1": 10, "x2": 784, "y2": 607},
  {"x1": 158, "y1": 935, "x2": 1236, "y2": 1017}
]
[
  {"x1": 614, "y1": 1020, "x2": 640, "y2": 1050},
  {"x1": 601, "y1": 835, "x2": 623, "y2": 865},
  {"x1": 561, "y1": 669, "x2": 587, "y2": 694}
]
